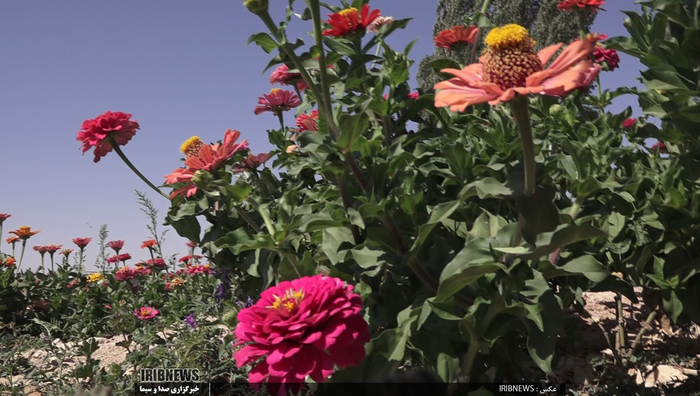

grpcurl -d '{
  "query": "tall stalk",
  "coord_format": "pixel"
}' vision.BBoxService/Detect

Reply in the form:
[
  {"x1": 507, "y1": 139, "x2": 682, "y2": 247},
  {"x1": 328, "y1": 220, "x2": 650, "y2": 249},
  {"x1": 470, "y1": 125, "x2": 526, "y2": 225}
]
[{"x1": 510, "y1": 95, "x2": 537, "y2": 247}]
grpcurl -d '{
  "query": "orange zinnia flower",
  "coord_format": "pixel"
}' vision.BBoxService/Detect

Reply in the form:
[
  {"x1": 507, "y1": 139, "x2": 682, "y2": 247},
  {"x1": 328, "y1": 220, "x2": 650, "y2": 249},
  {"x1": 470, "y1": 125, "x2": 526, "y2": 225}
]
[
  {"x1": 141, "y1": 239, "x2": 158, "y2": 249},
  {"x1": 10, "y1": 226, "x2": 40, "y2": 240},
  {"x1": 165, "y1": 129, "x2": 249, "y2": 199},
  {"x1": 322, "y1": 5, "x2": 381, "y2": 37},
  {"x1": 4, "y1": 256, "x2": 17, "y2": 267},
  {"x1": 6, "y1": 236, "x2": 20, "y2": 244},
  {"x1": 434, "y1": 24, "x2": 600, "y2": 110},
  {"x1": 434, "y1": 25, "x2": 479, "y2": 49}
]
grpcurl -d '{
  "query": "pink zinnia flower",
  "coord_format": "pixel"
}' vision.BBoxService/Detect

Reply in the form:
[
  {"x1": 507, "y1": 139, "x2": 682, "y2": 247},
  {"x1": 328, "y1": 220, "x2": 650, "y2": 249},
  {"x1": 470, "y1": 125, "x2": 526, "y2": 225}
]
[
  {"x1": 622, "y1": 117, "x2": 637, "y2": 129},
  {"x1": 186, "y1": 241, "x2": 197, "y2": 249},
  {"x1": 135, "y1": 266, "x2": 152, "y2": 276},
  {"x1": 178, "y1": 254, "x2": 202, "y2": 263},
  {"x1": 434, "y1": 25, "x2": 479, "y2": 49},
  {"x1": 0, "y1": 213, "x2": 10, "y2": 225},
  {"x1": 295, "y1": 110, "x2": 319, "y2": 132},
  {"x1": 134, "y1": 306, "x2": 159, "y2": 320},
  {"x1": 233, "y1": 153, "x2": 272, "y2": 174},
  {"x1": 33, "y1": 246, "x2": 48, "y2": 254},
  {"x1": 147, "y1": 258, "x2": 167, "y2": 268},
  {"x1": 165, "y1": 130, "x2": 249, "y2": 199},
  {"x1": 72, "y1": 237, "x2": 92, "y2": 249},
  {"x1": 593, "y1": 46, "x2": 620, "y2": 70},
  {"x1": 185, "y1": 264, "x2": 211, "y2": 275},
  {"x1": 651, "y1": 142, "x2": 667, "y2": 153},
  {"x1": 115, "y1": 266, "x2": 137, "y2": 281},
  {"x1": 44, "y1": 244, "x2": 62, "y2": 254},
  {"x1": 105, "y1": 304, "x2": 112, "y2": 310},
  {"x1": 77, "y1": 111, "x2": 140, "y2": 163},
  {"x1": 108, "y1": 240, "x2": 124, "y2": 250},
  {"x1": 434, "y1": 24, "x2": 600, "y2": 110},
  {"x1": 234, "y1": 275, "x2": 370, "y2": 396},
  {"x1": 254, "y1": 88, "x2": 301, "y2": 116},
  {"x1": 269, "y1": 64, "x2": 309, "y2": 92},
  {"x1": 322, "y1": 5, "x2": 381, "y2": 37},
  {"x1": 557, "y1": 0, "x2": 606, "y2": 12}
]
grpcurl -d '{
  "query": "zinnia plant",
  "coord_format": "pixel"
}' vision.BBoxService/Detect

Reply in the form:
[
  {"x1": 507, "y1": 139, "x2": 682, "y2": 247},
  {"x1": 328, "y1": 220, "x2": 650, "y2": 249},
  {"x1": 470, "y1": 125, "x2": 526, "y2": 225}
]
[
  {"x1": 434, "y1": 25, "x2": 479, "y2": 50},
  {"x1": 10, "y1": 226, "x2": 40, "y2": 270},
  {"x1": 322, "y1": 4, "x2": 380, "y2": 37},
  {"x1": 134, "y1": 306, "x2": 159, "y2": 320},
  {"x1": 234, "y1": 275, "x2": 370, "y2": 395}
]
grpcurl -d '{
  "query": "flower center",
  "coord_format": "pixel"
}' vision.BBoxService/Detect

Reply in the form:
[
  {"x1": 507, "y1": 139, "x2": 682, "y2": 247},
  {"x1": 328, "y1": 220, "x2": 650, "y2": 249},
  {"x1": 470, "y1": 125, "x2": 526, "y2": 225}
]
[
  {"x1": 339, "y1": 7, "x2": 358, "y2": 18},
  {"x1": 482, "y1": 24, "x2": 543, "y2": 91},
  {"x1": 268, "y1": 288, "x2": 304, "y2": 314},
  {"x1": 180, "y1": 136, "x2": 204, "y2": 159},
  {"x1": 269, "y1": 88, "x2": 282, "y2": 95}
]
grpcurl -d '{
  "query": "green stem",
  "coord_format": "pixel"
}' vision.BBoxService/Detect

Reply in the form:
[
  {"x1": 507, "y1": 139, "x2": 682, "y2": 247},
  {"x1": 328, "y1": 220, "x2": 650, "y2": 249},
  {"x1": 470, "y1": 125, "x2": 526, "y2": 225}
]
[
  {"x1": 49, "y1": 253, "x2": 55, "y2": 272},
  {"x1": 40, "y1": 254, "x2": 45, "y2": 273},
  {"x1": 469, "y1": 0, "x2": 492, "y2": 65},
  {"x1": 277, "y1": 112, "x2": 285, "y2": 131},
  {"x1": 510, "y1": 96, "x2": 536, "y2": 247},
  {"x1": 247, "y1": 198, "x2": 275, "y2": 239},
  {"x1": 382, "y1": 115, "x2": 393, "y2": 147},
  {"x1": 307, "y1": 0, "x2": 335, "y2": 131},
  {"x1": 457, "y1": 296, "x2": 502, "y2": 381},
  {"x1": 632, "y1": 310, "x2": 658, "y2": 352},
  {"x1": 233, "y1": 205, "x2": 262, "y2": 233},
  {"x1": 78, "y1": 249, "x2": 84, "y2": 276},
  {"x1": 110, "y1": 142, "x2": 169, "y2": 200},
  {"x1": 18, "y1": 240, "x2": 26, "y2": 271}
]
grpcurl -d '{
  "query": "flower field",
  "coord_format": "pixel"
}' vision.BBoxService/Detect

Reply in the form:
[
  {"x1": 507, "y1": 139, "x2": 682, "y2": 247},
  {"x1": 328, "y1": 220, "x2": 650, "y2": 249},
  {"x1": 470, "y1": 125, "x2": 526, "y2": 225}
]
[{"x1": 2, "y1": 0, "x2": 700, "y2": 395}]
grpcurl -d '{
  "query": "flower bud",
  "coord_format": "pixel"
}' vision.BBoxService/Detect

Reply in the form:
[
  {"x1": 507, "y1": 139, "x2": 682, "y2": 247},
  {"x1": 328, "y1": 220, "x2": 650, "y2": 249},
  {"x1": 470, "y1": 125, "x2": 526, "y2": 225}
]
[
  {"x1": 549, "y1": 104, "x2": 563, "y2": 116},
  {"x1": 191, "y1": 170, "x2": 213, "y2": 189},
  {"x1": 244, "y1": 0, "x2": 268, "y2": 15},
  {"x1": 222, "y1": 308, "x2": 239, "y2": 328}
]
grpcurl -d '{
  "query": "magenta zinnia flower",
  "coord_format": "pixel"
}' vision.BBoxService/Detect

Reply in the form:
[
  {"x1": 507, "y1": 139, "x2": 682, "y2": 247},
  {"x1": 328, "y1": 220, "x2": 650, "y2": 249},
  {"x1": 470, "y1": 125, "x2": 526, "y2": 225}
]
[
  {"x1": 45, "y1": 244, "x2": 62, "y2": 254},
  {"x1": 234, "y1": 275, "x2": 370, "y2": 396},
  {"x1": 269, "y1": 64, "x2": 309, "y2": 92},
  {"x1": 77, "y1": 111, "x2": 140, "y2": 163},
  {"x1": 254, "y1": 89, "x2": 301, "y2": 116},
  {"x1": 134, "y1": 306, "x2": 159, "y2": 320},
  {"x1": 622, "y1": 117, "x2": 637, "y2": 129},
  {"x1": 295, "y1": 110, "x2": 319, "y2": 132},
  {"x1": 185, "y1": 264, "x2": 211, "y2": 275},
  {"x1": 115, "y1": 266, "x2": 137, "y2": 281}
]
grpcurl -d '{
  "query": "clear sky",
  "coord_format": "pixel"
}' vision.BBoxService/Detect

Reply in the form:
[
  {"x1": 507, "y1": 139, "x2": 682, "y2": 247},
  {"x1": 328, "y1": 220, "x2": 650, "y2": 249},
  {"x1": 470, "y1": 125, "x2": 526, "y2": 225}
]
[{"x1": 0, "y1": 1, "x2": 642, "y2": 271}]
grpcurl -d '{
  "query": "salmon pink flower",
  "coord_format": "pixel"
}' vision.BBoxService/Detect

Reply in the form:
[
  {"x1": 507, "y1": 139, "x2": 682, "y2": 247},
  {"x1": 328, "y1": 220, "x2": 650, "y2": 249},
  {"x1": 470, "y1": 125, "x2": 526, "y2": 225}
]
[
  {"x1": 166, "y1": 130, "x2": 249, "y2": 199},
  {"x1": 322, "y1": 5, "x2": 380, "y2": 37},
  {"x1": 141, "y1": 239, "x2": 158, "y2": 249},
  {"x1": 367, "y1": 16, "x2": 394, "y2": 34},
  {"x1": 254, "y1": 88, "x2": 301, "y2": 116},
  {"x1": 295, "y1": 110, "x2": 319, "y2": 132},
  {"x1": 72, "y1": 237, "x2": 92, "y2": 249},
  {"x1": 434, "y1": 24, "x2": 600, "y2": 110},
  {"x1": 45, "y1": 244, "x2": 62, "y2": 254},
  {"x1": 4, "y1": 257, "x2": 16, "y2": 267},
  {"x1": 0, "y1": 213, "x2": 10, "y2": 225},
  {"x1": 233, "y1": 153, "x2": 272, "y2": 174},
  {"x1": 622, "y1": 117, "x2": 637, "y2": 129},
  {"x1": 269, "y1": 64, "x2": 309, "y2": 92},
  {"x1": 434, "y1": 25, "x2": 479, "y2": 49},
  {"x1": 234, "y1": 275, "x2": 370, "y2": 396},
  {"x1": 33, "y1": 246, "x2": 48, "y2": 254},
  {"x1": 6, "y1": 236, "x2": 20, "y2": 245},
  {"x1": 135, "y1": 306, "x2": 159, "y2": 320},
  {"x1": 77, "y1": 111, "x2": 140, "y2": 163},
  {"x1": 557, "y1": 0, "x2": 605, "y2": 12}
]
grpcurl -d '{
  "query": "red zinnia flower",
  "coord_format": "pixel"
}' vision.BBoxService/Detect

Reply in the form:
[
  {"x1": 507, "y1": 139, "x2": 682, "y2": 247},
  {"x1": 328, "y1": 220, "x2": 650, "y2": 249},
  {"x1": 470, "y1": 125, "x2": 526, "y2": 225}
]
[
  {"x1": 295, "y1": 110, "x2": 319, "y2": 132},
  {"x1": 651, "y1": 142, "x2": 667, "y2": 153},
  {"x1": 115, "y1": 266, "x2": 137, "y2": 281},
  {"x1": 165, "y1": 130, "x2": 249, "y2": 199},
  {"x1": 72, "y1": 237, "x2": 92, "y2": 249},
  {"x1": 269, "y1": 64, "x2": 309, "y2": 92},
  {"x1": 45, "y1": 244, "x2": 62, "y2": 254},
  {"x1": 134, "y1": 306, "x2": 159, "y2": 320},
  {"x1": 593, "y1": 46, "x2": 619, "y2": 70},
  {"x1": 234, "y1": 275, "x2": 370, "y2": 395},
  {"x1": 233, "y1": 153, "x2": 272, "y2": 174},
  {"x1": 108, "y1": 240, "x2": 124, "y2": 250},
  {"x1": 322, "y1": 5, "x2": 380, "y2": 37},
  {"x1": 147, "y1": 258, "x2": 167, "y2": 268},
  {"x1": 557, "y1": 0, "x2": 605, "y2": 12},
  {"x1": 254, "y1": 89, "x2": 301, "y2": 116},
  {"x1": 141, "y1": 239, "x2": 158, "y2": 249},
  {"x1": 135, "y1": 265, "x2": 152, "y2": 276},
  {"x1": 622, "y1": 117, "x2": 637, "y2": 129},
  {"x1": 434, "y1": 25, "x2": 479, "y2": 49},
  {"x1": 434, "y1": 24, "x2": 600, "y2": 110},
  {"x1": 77, "y1": 111, "x2": 140, "y2": 163},
  {"x1": 178, "y1": 255, "x2": 202, "y2": 263}
]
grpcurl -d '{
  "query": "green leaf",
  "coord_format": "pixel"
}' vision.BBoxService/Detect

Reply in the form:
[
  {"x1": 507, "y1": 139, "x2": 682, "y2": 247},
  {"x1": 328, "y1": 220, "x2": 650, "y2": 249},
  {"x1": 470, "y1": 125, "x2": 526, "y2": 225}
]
[
  {"x1": 246, "y1": 32, "x2": 278, "y2": 54},
  {"x1": 338, "y1": 112, "x2": 370, "y2": 148},
  {"x1": 410, "y1": 201, "x2": 461, "y2": 253},
  {"x1": 322, "y1": 227, "x2": 353, "y2": 265},
  {"x1": 436, "y1": 239, "x2": 506, "y2": 302},
  {"x1": 516, "y1": 187, "x2": 559, "y2": 245},
  {"x1": 459, "y1": 178, "x2": 514, "y2": 201},
  {"x1": 522, "y1": 225, "x2": 607, "y2": 261},
  {"x1": 521, "y1": 271, "x2": 564, "y2": 376},
  {"x1": 541, "y1": 256, "x2": 610, "y2": 283}
]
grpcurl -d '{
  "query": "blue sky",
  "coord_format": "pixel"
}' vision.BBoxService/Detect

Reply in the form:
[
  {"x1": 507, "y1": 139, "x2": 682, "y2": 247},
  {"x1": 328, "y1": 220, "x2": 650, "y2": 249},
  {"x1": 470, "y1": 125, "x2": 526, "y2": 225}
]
[{"x1": 0, "y1": 0, "x2": 642, "y2": 271}]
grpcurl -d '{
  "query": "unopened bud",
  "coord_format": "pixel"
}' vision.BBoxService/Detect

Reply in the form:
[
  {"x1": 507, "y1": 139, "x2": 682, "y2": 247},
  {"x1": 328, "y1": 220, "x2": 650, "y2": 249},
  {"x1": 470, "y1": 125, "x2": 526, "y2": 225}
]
[
  {"x1": 191, "y1": 170, "x2": 213, "y2": 189},
  {"x1": 244, "y1": 0, "x2": 268, "y2": 15},
  {"x1": 549, "y1": 104, "x2": 563, "y2": 116},
  {"x1": 222, "y1": 308, "x2": 239, "y2": 328}
]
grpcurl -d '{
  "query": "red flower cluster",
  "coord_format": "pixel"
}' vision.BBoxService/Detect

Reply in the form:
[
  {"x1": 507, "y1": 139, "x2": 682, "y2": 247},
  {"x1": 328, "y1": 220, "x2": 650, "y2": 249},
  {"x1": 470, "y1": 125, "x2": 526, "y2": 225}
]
[
  {"x1": 434, "y1": 25, "x2": 479, "y2": 50},
  {"x1": 77, "y1": 111, "x2": 140, "y2": 163},
  {"x1": 557, "y1": 0, "x2": 605, "y2": 12},
  {"x1": 234, "y1": 275, "x2": 370, "y2": 396},
  {"x1": 147, "y1": 258, "x2": 167, "y2": 268},
  {"x1": 322, "y1": 5, "x2": 381, "y2": 37}
]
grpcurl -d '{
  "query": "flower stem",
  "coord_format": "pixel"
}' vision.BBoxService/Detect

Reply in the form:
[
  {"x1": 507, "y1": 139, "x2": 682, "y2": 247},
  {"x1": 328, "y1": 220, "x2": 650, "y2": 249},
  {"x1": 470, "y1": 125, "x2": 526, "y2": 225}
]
[
  {"x1": 277, "y1": 112, "x2": 285, "y2": 131},
  {"x1": 49, "y1": 253, "x2": 55, "y2": 272},
  {"x1": 247, "y1": 198, "x2": 275, "y2": 239},
  {"x1": 306, "y1": 0, "x2": 335, "y2": 131},
  {"x1": 110, "y1": 142, "x2": 169, "y2": 200},
  {"x1": 233, "y1": 205, "x2": 261, "y2": 233},
  {"x1": 469, "y1": 0, "x2": 493, "y2": 65},
  {"x1": 0, "y1": 224, "x2": 3, "y2": 253},
  {"x1": 78, "y1": 248, "x2": 84, "y2": 276},
  {"x1": 510, "y1": 95, "x2": 536, "y2": 247},
  {"x1": 18, "y1": 240, "x2": 27, "y2": 271}
]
